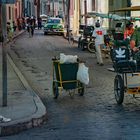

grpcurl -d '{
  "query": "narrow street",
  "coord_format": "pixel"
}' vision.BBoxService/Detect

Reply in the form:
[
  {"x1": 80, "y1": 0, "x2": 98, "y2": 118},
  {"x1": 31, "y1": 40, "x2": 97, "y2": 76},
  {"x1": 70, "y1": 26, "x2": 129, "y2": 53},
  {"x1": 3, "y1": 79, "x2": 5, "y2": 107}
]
[{"x1": 2, "y1": 30, "x2": 140, "y2": 140}]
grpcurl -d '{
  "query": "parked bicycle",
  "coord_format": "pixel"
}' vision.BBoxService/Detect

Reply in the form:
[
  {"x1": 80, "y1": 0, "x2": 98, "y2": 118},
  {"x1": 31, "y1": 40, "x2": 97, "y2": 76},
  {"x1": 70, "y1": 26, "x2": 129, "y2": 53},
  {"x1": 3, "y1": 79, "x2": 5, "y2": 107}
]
[
  {"x1": 78, "y1": 25, "x2": 95, "y2": 53},
  {"x1": 78, "y1": 33, "x2": 95, "y2": 53}
]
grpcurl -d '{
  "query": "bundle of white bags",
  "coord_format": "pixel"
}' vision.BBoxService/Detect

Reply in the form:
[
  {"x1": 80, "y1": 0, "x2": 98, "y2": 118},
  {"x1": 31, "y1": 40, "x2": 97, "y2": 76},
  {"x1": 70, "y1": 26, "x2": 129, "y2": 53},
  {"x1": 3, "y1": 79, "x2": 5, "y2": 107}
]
[
  {"x1": 77, "y1": 63, "x2": 89, "y2": 85},
  {"x1": 59, "y1": 53, "x2": 89, "y2": 85},
  {"x1": 60, "y1": 53, "x2": 78, "y2": 63}
]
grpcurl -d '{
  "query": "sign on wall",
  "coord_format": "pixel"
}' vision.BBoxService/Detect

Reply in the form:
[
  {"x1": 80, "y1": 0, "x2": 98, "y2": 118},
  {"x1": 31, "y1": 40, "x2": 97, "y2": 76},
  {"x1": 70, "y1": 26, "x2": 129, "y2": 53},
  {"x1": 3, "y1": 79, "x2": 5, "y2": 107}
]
[{"x1": 0, "y1": 0, "x2": 16, "y2": 4}]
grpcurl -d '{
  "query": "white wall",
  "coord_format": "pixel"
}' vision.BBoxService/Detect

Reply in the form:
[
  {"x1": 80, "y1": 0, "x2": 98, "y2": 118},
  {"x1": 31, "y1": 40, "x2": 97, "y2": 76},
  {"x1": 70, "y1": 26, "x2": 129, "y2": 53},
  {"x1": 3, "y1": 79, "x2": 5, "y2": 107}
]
[{"x1": 131, "y1": 0, "x2": 140, "y2": 27}]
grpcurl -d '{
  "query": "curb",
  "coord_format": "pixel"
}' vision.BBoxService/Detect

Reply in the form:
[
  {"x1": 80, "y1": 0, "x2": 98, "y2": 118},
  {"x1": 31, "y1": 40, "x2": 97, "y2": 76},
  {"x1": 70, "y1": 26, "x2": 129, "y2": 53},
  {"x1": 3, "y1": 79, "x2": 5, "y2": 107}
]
[
  {"x1": 0, "y1": 98, "x2": 47, "y2": 136},
  {"x1": 0, "y1": 31, "x2": 47, "y2": 136}
]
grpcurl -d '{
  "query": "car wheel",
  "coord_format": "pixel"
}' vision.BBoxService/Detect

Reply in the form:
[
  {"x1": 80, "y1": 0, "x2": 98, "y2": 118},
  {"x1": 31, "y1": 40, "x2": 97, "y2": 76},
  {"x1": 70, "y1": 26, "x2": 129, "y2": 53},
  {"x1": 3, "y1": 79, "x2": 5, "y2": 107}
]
[{"x1": 44, "y1": 32, "x2": 48, "y2": 35}]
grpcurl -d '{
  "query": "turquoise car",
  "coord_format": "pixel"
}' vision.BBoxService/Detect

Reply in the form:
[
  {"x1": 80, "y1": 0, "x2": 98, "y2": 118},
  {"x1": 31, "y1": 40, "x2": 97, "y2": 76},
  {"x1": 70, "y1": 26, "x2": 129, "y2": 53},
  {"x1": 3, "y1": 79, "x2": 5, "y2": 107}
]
[{"x1": 44, "y1": 17, "x2": 64, "y2": 35}]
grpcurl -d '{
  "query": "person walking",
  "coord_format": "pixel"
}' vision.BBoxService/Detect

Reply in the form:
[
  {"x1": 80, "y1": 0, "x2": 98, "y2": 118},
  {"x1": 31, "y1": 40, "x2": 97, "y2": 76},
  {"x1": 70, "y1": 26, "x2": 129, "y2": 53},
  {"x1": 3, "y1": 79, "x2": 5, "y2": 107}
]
[
  {"x1": 92, "y1": 21, "x2": 107, "y2": 66},
  {"x1": 26, "y1": 17, "x2": 34, "y2": 37},
  {"x1": 30, "y1": 16, "x2": 35, "y2": 36},
  {"x1": 7, "y1": 22, "x2": 13, "y2": 42}
]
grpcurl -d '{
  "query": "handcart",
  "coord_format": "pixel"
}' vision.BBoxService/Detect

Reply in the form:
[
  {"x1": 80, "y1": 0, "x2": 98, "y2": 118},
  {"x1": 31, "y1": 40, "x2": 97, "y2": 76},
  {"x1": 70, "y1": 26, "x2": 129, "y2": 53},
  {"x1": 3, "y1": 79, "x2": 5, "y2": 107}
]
[
  {"x1": 52, "y1": 58, "x2": 85, "y2": 99},
  {"x1": 110, "y1": 45, "x2": 140, "y2": 105}
]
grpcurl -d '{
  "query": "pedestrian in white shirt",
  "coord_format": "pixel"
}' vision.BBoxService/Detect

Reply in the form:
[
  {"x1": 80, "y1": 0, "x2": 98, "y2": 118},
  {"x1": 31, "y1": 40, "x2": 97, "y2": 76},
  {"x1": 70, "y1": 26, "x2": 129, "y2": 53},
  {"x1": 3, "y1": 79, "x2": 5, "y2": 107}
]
[{"x1": 92, "y1": 22, "x2": 106, "y2": 66}]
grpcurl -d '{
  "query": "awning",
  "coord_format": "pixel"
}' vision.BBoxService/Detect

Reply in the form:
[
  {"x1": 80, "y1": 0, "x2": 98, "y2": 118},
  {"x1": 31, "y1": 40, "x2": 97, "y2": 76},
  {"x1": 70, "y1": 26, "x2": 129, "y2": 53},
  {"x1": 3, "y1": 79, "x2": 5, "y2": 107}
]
[
  {"x1": 86, "y1": 12, "x2": 131, "y2": 20},
  {"x1": 110, "y1": 6, "x2": 140, "y2": 12},
  {"x1": 0, "y1": 0, "x2": 16, "y2": 4},
  {"x1": 40, "y1": 14, "x2": 48, "y2": 18}
]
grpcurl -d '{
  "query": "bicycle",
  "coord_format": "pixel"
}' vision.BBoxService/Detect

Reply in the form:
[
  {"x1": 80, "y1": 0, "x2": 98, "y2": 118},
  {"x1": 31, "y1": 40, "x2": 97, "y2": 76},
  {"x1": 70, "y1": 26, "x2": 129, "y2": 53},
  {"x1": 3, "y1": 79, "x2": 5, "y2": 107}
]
[
  {"x1": 78, "y1": 26, "x2": 95, "y2": 53},
  {"x1": 78, "y1": 35, "x2": 95, "y2": 53}
]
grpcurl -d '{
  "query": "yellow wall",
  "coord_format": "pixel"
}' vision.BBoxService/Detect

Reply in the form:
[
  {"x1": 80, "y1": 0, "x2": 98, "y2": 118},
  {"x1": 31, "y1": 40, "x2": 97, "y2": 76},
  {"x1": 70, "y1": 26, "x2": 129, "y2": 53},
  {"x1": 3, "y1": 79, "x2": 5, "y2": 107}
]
[{"x1": 72, "y1": 0, "x2": 80, "y2": 36}]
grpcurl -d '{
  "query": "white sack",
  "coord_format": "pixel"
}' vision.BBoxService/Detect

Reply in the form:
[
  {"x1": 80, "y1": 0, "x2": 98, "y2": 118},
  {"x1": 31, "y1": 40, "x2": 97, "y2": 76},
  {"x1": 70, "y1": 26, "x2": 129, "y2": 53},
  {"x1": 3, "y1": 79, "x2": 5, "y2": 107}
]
[
  {"x1": 77, "y1": 63, "x2": 89, "y2": 85},
  {"x1": 60, "y1": 53, "x2": 78, "y2": 63}
]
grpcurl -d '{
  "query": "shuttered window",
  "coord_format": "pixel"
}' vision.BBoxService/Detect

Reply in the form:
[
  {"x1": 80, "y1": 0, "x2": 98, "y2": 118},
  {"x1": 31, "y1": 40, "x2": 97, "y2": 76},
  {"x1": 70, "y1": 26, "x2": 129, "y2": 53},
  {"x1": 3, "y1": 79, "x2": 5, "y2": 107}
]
[{"x1": 92, "y1": 0, "x2": 95, "y2": 11}]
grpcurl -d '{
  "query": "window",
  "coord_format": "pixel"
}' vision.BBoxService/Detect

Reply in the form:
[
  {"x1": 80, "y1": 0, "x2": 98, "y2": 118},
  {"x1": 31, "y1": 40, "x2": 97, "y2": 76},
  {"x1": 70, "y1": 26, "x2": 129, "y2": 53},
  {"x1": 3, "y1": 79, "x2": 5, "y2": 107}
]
[
  {"x1": 92, "y1": 0, "x2": 95, "y2": 11},
  {"x1": 47, "y1": 18, "x2": 61, "y2": 23},
  {"x1": 110, "y1": 0, "x2": 113, "y2": 5},
  {"x1": 9, "y1": 7, "x2": 11, "y2": 20}
]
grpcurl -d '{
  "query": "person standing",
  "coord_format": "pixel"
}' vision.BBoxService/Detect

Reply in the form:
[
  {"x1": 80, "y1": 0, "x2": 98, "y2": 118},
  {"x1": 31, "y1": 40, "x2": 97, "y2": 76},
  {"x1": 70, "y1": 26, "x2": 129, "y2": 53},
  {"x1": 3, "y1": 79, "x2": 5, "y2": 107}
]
[
  {"x1": 30, "y1": 16, "x2": 35, "y2": 36},
  {"x1": 130, "y1": 22, "x2": 140, "y2": 51},
  {"x1": 92, "y1": 22, "x2": 107, "y2": 66},
  {"x1": 27, "y1": 17, "x2": 35, "y2": 37},
  {"x1": 12, "y1": 21, "x2": 17, "y2": 36},
  {"x1": 38, "y1": 17, "x2": 42, "y2": 29},
  {"x1": 124, "y1": 22, "x2": 134, "y2": 40}
]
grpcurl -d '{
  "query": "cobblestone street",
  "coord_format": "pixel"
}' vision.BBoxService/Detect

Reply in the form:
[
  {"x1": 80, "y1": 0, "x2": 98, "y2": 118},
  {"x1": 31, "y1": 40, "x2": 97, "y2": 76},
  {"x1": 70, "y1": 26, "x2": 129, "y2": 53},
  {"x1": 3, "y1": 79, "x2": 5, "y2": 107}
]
[{"x1": 2, "y1": 30, "x2": 140, "y2": 140}]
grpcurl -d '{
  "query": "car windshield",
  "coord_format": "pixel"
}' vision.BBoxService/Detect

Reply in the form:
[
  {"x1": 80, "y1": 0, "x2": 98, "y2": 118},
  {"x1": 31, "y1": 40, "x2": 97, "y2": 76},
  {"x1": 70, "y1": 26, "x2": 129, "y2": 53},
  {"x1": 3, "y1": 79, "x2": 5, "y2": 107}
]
[{"x1": 47, "y1": 19, "x2": 60, "y2": 23}]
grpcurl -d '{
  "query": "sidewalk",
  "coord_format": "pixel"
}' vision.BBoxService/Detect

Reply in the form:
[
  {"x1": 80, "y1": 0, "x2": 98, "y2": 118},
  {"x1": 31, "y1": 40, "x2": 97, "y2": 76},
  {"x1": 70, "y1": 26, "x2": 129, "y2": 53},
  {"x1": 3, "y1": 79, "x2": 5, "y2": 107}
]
[{"x1": 0, "y1": 30, "x2": 47, "y2": 136}]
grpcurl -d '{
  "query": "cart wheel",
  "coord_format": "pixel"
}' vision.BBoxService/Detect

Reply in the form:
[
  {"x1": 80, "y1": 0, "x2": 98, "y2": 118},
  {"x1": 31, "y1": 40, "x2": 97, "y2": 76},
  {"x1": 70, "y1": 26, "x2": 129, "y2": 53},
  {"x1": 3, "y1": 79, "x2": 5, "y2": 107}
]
[
  {"x1": 53, "y1": 82, "x2": 59, "y2": 99},
  {"x1": 78, "y1": 82, "x2": 84, "y2": 96},
  {"x1": 114, "y1": 75, "x2": 124, "y2": 104},
  {"x1": 87, "y1": 41, "x2": 95, "y2": 53}
]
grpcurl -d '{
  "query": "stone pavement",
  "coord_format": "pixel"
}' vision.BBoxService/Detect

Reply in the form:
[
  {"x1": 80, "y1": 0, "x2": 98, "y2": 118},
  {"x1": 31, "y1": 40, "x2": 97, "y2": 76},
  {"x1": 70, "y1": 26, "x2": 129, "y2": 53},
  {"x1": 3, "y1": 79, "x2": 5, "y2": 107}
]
[{"x1": 0, "y1": 31, "x2": 47, "y2": 136}]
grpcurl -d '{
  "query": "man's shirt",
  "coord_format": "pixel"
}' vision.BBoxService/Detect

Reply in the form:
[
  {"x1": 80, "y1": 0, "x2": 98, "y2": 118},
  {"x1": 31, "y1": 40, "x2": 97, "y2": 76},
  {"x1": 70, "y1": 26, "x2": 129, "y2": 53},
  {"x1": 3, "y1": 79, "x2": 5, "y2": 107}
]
[{"x1": 92, "y1": 27, "x2": 106, "y2": 45}]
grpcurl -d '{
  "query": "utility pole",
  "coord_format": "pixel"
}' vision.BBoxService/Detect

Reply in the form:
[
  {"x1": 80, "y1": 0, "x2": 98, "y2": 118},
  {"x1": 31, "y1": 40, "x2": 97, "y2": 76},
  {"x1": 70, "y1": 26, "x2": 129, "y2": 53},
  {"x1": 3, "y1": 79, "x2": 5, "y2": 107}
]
[
  {"x1": 37, "y1": 0, "x2": 40, "y2": 18},
  {"x1": 84, "y1": 0, "x2": 87, "y2": 26},
  {"x1": 22, "y1": 0, "x2": 25, "y2": 17},
  {"x1": 127, "y1": 0, "x2": 131, "y2": 16},
  {"x1": 52, "y1": 0, "x2": 54, "y2": 17},
  {"x1": 79, "y1": 0, "x2": 81, "y2": 26},
  {"x1": 0, "y1": 3, "x2": 7, "y2": 107},
  {"x1": 67, "y1": 0, "x2": 70, "y2": 40},
  {"x1": 62, "y1": 0, "x2": 65, "y2": 23}
]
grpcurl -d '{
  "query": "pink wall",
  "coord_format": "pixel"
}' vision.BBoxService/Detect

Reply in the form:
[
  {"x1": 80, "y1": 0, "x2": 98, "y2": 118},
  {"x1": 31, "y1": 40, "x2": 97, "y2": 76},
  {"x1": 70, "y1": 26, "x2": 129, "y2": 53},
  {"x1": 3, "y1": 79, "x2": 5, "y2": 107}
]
[{"x1": 70, "y1": 0, "x2": 74, "y2": 16}]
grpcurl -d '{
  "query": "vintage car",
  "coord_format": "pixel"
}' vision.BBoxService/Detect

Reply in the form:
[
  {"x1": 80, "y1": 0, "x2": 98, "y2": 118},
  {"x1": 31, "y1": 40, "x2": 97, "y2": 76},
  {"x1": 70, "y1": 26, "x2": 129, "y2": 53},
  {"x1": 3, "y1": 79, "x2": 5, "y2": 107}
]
[{"x1": 44, "y1": 17, "x2": 64, "y2": 35}]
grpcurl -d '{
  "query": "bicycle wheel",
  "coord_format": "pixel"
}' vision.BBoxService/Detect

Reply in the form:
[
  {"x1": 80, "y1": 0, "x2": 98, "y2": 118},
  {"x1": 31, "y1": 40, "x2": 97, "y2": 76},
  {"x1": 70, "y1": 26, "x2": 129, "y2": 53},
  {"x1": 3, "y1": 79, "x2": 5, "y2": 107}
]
[
  {"x1": 114, "y1": 75, "x2": 124, "y2": 104},
  {"x1": 53, "y1": 81, "x2": 59, "y2": 99},
  {"x1": 87, "y1": 41, "x2": 96, "y2": 53},
  {"x1": 78, "y1": 82, "x2": 84, "y2": 96}
]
